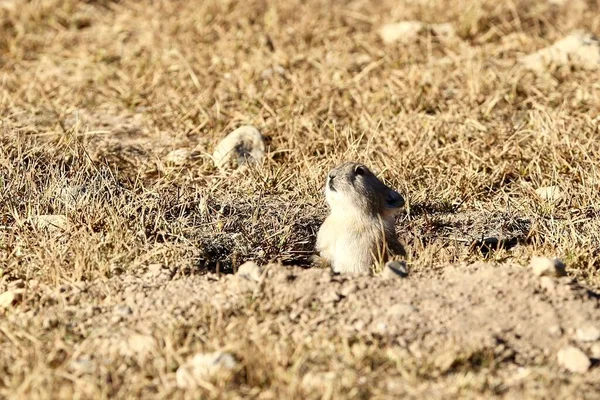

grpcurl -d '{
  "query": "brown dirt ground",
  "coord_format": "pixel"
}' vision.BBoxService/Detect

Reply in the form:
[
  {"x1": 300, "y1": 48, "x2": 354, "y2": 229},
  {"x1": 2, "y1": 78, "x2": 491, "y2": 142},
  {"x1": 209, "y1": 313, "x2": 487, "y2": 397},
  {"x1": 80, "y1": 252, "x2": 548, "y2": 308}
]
[{"x1": 2, "y1": 263, "x2": 600, "y2": 398}]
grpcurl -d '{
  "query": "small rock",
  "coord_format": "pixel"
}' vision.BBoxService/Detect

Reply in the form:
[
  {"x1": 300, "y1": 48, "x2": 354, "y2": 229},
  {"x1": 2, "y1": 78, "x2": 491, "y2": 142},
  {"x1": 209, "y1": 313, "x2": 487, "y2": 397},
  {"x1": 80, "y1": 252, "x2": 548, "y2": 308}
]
[
  {"x1": 31, "y1": 215, "x2": 68, "y2": 232},
  {"x1": 386, "y1": 303, "x2": 417, "y2": 317},
  {"x1": 110, "y1": 265, "x2": 125, "y2": 276},
  {"x1": 379, "y1": 21, "x2": 424, "y2": 44},
  {"x1": 379, "y1": 21, "x2": 456, "y2": 44},
  {"x1": 69, "y1": 355, "x2": 95, "y2": 375},
  {"x1": 591, "y1": 343, "x2": 600, "y2": 358},
  {"x1": 375, "y1": 321, "x2": 388, "y2": 332},
  {"x1": 165, "y1": 149, "x2": 190, "y2": 165},
  {"x1": 212, "y1": 125, "x2": 266, "y2": 170},
  {"x1": 539, "y1": 276, "x2": 556, "y2": 292},
  {"x1": 535, "y1": 186, "x2": 563, "y2": 202},
  {"x1": 557, "y1": 346, "x2": 590, "y2": 373},
  {"x1": 176, "y1": 351, "x2": 237, "y2": 389},
  {"x1": 321, "y1": 290, "x2": 341, "y2": 304},
  {"x1": 301, "y1": 371, "x2": 337, "y2": 391},
  {"x1": 353, "y1": 53, "x2": 372, "y2": 67},
  {"x1": 548, "y1": 325, "x2": 563, "y2": 337},
  {"x1": 0, "y1": 290, "x2": 22, "y2": 308},
  {"x1": 114, "y1": 305, "x2": 133, "y2": 316},
  {"x1": 236, "y1": 261, "x2": 263, "y2": 282},
  {"x1": 530, "y1": 256, "x2": 567, "y2": 277},
  {"x1": 340, "y1": 283, "x2": 358, "y2": 297},
  {"x1": 521, "y1": 31, "x2": 600, "y2": 71},
  {"x1": 576, "y1": 326, "x2": 600, "y2": 342},
  {"x1": 352, "y1": 320, "x2": 366, "y2": 331},
  {"x1": 42, "y1": 316, "x2": 60, "y2": 330},
  {"x1": 260, "y1": 65, "x2": 285, "y2": 79},
  {"x1": 121, "y1": 334, "x2": 157, "y2": 360},
  {"x1": 147, "y1": 263, "x2": 164, "y2": 277},
  {"x1": 58, "y1": 185, "x2": 88, "y2": 209},
  {"x1": 430, "y1": 23, "x2": 456, "y2": 40},
  {"x1": 382, "y1": 260, "x2": 409, "y2": 279}
]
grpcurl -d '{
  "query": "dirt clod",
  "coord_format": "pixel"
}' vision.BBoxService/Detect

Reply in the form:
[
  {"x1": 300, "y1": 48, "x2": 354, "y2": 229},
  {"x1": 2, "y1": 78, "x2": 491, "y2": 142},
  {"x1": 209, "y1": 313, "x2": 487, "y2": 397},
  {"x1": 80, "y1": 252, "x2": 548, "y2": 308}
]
[
  {"x1": 576, "y1": 326, "x2": 600, "y2": 342},
  {"x1": 164, "y1": 148, "x2": 191, "y2": 165},
  {"x1": 58, "y1": 185, "x2": 89, "y2": 209},
  {"x1": 176, "y1": 351, "x2": 237, "y2": 389},
  {"x1": 536, "y1": 186, "x2": 563, "y2": 203},
  {"x1": 0, "y1": 290, "x2": 21, "y2": 308},
  {"x1": 379, "y1": 21, "x2": 456, "y2": 44},
  {"x1": 557, "y1": 346, "x2": 591, "y2": 373},
  {"x1": 521, "y1": 31, "x2": 600, "y2": 71},
  {"x1": 30, "y1": 215, "x2": 68, "y2": 232},
  {"x1": 120, "y1": 333, "x2": 157, "y2": 361},
  {"x1": 236, "y1": 261, "x2": 263, "y2": 282},
  {"x1": 212, "y1": 126, "x2": 265, "y2": 170}
]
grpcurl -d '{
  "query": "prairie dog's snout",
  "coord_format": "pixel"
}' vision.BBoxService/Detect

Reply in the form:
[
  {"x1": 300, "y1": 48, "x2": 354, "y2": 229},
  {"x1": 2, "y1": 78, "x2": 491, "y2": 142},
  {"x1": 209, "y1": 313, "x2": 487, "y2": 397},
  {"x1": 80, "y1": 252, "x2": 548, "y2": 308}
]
[
  {"x1": 327, "y1": 173, "x2": 336, "y2": 192},
  {"x1": 324, "y1": 162, "x2": 404, "y2": 215}
]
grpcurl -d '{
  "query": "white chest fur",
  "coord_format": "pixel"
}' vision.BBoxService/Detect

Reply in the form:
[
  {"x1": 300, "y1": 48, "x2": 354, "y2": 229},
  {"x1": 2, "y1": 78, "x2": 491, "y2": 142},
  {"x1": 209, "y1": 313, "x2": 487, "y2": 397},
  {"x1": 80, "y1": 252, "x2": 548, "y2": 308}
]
[{"x1": 316, "y1": 211, "x2": 391, "y2": 274}]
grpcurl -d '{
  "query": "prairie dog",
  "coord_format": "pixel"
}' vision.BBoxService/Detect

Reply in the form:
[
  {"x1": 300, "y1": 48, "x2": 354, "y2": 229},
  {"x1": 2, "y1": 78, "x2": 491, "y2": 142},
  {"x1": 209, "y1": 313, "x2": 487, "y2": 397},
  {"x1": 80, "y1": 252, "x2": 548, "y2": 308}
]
[{"x1": 316, "y1": 162, "x2": 405, "y2": 274}]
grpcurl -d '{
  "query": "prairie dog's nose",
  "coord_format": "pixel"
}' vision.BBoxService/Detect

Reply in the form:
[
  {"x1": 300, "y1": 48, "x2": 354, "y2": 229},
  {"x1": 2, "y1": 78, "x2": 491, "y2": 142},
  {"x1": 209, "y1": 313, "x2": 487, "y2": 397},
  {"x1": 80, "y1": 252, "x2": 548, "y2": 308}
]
[{"x1": 327, "y1": 173, "x2": 337, "y2": 191}]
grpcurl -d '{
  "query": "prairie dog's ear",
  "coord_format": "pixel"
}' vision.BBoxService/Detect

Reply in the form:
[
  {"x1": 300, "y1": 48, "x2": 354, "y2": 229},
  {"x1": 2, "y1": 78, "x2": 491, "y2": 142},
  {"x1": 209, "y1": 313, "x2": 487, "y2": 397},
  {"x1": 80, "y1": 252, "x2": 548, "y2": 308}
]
[{"x1": 385, "y1": 189, "x2": 405, "y2": 209}]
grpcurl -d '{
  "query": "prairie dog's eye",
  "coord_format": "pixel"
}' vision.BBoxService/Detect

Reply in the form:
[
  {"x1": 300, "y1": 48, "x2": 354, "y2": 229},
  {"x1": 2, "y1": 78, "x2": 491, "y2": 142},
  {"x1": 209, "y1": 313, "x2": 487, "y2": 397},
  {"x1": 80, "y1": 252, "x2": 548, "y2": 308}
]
[{"x1": 355, "y1": 166, "x2": 366, "y2": 176}]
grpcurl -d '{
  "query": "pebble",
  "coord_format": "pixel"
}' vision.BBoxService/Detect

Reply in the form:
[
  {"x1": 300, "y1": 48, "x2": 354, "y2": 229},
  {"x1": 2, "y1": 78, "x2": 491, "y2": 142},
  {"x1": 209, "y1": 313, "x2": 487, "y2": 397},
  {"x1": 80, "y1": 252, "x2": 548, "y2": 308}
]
[
  {"x1": 147, "y1": 263, "x2": 164, "y2": 277},
  {"x1": 521, "y1": 31, "x2": 600, "y2": 71},
  {"x1": 379, "y1": 21, "x2": 424, "y2": 44},
  {"x1": 591, "y1": 343, "x2": 600, "y2": 358},
  {"x1": 386, "y1": 303, "x2": 417, "y2": 318},
  {"x1": 0, "y1": 290, "x2": 21, "y2": 308},
  {"x1": 321, "y1": 290, "x2": 341, "y2": 304},
  {"x1": 535, "y1": 186, "x2": 563, "y2": 203},
  {"x1": 164, "y1": 149, "x2": 190, "y2": 165},
  {"x1": 547, "y1": 325, "x2": 563, "y2": 337},
  {"x1": 301, "y1": 371, "x2": 337, "y2": 391},
  {"x1": 212, "y1": 125, "x2": 265, "y2": 170},
  {"x1": 120, "y1": 334, "x2": 157, "y2": 361},
  {"x1": 176, "y1": 351, "x2": 237, "y2": 389},
  {"x1": 236, "y1": 261, "x2": 263, "y2": 282},
  {"x1": 42, "y1": 316, "x2": 60, "y2": 330},
  {"x1": 260, "y1": 65, "x2": 285, "y2": 79},
  {"x1": 340, "y1": 283, "x2": 358, "y2": 297},
  {"x1": 31, "y1": 215, "x2": 68, "y2": 232},
  {"x1": 379, "y1": 21, "x2": 456, "y2": 44},
  {"x1": 557, "y1": 346, "x2": 591, "y2": 373},
  {"x1": 530, "y1": 256, "x2": 566, "y2": 277},
  {"x1": 430, "y1": 23, "x2": 456, "y2": 40},
  {"x1": 114, "y1": 305, "x2": 133, "y2": 316},
  {"x1": 69, "y1": 355, "x2": 95, "y2": 375},
  {"x1": 576, "y1": 326, "x2": 600, "y2": 342},
  {"x1": 382, "y1": 261, "x2": 409, "y2": 279},
  {"x1": 539, "y1": 276, "x2": 556, "y2": 292},
  {"x1": 59, "y1": 185, "x2": 88, "y2": 209}
]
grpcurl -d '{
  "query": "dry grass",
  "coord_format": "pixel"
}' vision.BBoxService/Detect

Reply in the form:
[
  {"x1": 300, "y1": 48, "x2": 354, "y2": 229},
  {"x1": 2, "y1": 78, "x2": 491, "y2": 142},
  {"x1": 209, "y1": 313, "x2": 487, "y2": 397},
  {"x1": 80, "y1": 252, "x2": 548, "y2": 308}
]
[{"x1": 1, "y1": 0, "x2": 600, "y2": 397}]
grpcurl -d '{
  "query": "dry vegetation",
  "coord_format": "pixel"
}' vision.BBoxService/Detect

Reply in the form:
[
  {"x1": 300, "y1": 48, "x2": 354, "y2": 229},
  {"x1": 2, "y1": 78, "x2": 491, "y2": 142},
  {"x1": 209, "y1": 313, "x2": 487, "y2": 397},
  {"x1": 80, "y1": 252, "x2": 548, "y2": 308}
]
[{"x1": 1, "y1": 0, "x2": 600, "y2": 398}]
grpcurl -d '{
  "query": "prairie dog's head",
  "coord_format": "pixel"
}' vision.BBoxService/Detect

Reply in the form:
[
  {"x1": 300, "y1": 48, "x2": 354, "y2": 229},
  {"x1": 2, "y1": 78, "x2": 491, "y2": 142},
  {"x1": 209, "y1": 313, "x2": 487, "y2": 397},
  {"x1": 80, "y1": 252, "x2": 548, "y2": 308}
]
[{"x1": 325, "y1": 162, "x2": 405, "y2": 216}]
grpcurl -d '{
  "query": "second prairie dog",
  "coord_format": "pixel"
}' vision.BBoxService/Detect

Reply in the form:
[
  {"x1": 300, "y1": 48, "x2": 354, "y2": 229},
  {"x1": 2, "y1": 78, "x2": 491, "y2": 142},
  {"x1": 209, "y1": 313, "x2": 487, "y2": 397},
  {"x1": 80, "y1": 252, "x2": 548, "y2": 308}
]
[{"x1": 316, "y1": 162, "x2": 405, "y2": 274}]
